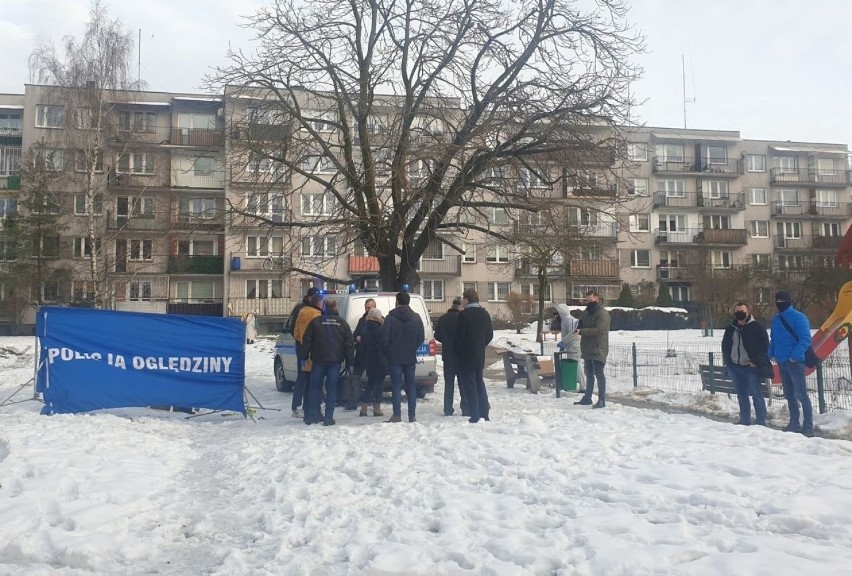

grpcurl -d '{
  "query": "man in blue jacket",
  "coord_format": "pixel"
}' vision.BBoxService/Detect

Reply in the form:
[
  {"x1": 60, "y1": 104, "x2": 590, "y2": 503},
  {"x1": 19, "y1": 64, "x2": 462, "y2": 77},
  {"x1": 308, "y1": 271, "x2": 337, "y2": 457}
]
[
  {"x1": 382, "y1": 291, "x2": 425, "y2": 423},
  {"x1": 768, "y1": 291, "x2": 814, "y2": 437}
]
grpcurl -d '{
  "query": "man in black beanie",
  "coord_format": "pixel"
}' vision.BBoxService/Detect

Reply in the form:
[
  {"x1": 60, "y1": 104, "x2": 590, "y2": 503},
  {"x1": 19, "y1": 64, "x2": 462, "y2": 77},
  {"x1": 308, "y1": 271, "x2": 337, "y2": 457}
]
[{"x1": 768, "y1": 290, "x2": 814, "y2": 437}]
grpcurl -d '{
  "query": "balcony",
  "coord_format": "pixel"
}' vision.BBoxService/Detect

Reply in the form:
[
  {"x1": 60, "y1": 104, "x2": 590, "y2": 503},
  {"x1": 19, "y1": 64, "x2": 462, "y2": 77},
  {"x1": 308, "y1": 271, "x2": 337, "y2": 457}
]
[
  {"x1": 657, "y1": 265, "x2": 746, "y2": 282},
  {"x1": 775, "y1": 235, "x2": 843, "y2": 251},
  {"x1": 653, "y1": 191, "x2": 744, "y2": 211},
  {"x1": 173, "y1": 214, "x2": 225, "y2": 233},
  {"x1": 167, "y1": 300, "x2": 223, "y2": 317},
  {"x1": 107, "y1": 124, "x2": 224, "y2": 148},
  {"x1": 566, "y1": 186, "x2": 617, "y2": 199},
  {"x1": 106, "y1": 210, "x2": 169, "y2": 231},
  {"x1": 348, "y1": 255, "x2": 380, "y2": 274},
  {"x1": 570, "y1": 222, "x2": 619, "y2": 238},
  {"x1": 568, "y1": 259, "x2": 619, "y2": 278},
  {"x1": 770, "y1": 168, "x2": 850, "y2": 186},
  {"x1": 228, "y1": 297, "x2": 293, "y2": 317},
  {"x1": 655, "y1": 227, "x2": 748, "y2": 246},
  {"x1": 107, "y1": 169, "x2": 170, "y2": 189},
  {"x1": 171, "y1": 168, "x2": 225, "y2": 189},
  {"x1": 653, "y1": 156, "x2": 743, "y2": 176},
  {"x1": 770, "y1": 201, "x2": 850, "y2": 218},
  {"x1": 229, "y1": 252, "x2": 292, "y2": 272},
  {"x1": 415, "y1": 255, "x2": 462, "y2": 275},
  {"x1": 515, "y1": 258, "x2": 566, "y2": 277},
  {"x1": 167, "y1": 255, "x2": 224, "y2": 274}
]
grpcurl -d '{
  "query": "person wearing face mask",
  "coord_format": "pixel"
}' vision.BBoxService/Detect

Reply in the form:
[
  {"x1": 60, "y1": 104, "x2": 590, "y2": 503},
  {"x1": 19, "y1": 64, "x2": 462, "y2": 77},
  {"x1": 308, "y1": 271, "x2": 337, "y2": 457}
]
[
  {"x1": 573, "y1": 290, "x2": 611, "y2": 408},
  {"x1": 721, "y1": 302, "x2": 771, "y2": 426},
  {"x1": 768, "y1": 291, "x2": 814, "y2": 437}
]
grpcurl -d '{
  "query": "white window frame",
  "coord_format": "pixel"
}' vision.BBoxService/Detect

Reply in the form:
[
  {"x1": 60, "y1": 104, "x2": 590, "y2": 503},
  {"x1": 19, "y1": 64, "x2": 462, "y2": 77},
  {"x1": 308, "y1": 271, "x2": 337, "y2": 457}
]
[
  {"x1": 816, "y1": 189, "x2": 838, "y2": 208},
  {"x1": 180, "y1": 198, "x2": 217, "y2": 219},
  {"x1": 627, "y1": 143, "x2": 648, "y2": 162},
  {"x1": 520, "y1": 282, "x2": 552, "y2": 302},
  {"x1": 750, "y1": 220, "x2": 769, "y2": 238},
  {"x1": 780, "y1": 221, "x2": 802, "y2": 239},
  {"x1": 629, "y1": 213, "x2": 650, "y2": 232},
  {"x1": 487, "y1": 281, "x2": 511, "y2": 302},
  {"x1": 710, "y1": 250, "x2": 732, "y2": 269},
  {"x1": 304, "y1": 110, "x2": 337, "y2": 133},
  {"x1": 418, "y1": 279, "x2": 444, "y2": 302},
  {"x1": 817, "y1": 158, "x2": 836, "y2": 175},
  {"x1": 821, "y1": 222, "x2": 841, "y2": 237},
  {"x1": 630, "y1": 249, "x2": 650, "y2": 268},
  {"x1": 75, "y1": 150, "x2": 104, "y2": 173},
  {"x1": 704, "y1": 180, "x2": 729, "y2": 199},
  {"x1": 422, "y1": 240, "x2": 444, "y2": 260},
  {"x1": 301, "y1": 191, "x2": 334, "y2": 216},
  {"x1": 656, "y1": 144, "x2": 684, "y2": 162},
  {"x1": 35, "y1": 105, "x2": 65, "y2": 129},
  {"x1": 74, "y1": 193, "x2": 103, "y2": 216},
  {"x1": 118, "y1": 152, "x2": 156, "y2": 174},
  {"x1": 127, "y1": 239, "x2": 153, "y2": 261},
  {"x1": 706, "y1": 146, "x2": 727, "y2": 165},
  {"x1": 461, "y1": 243, "x2": 476, "y2": 263},
  {"x1": 660, "y1": 179, "x2": 686, "y2": 197},
  {"x1": 490, "y1": 207, "x2": 509, "y2": 225},
  {"x1": 779, "y1": 189, "x2": 799, "y2": 206},
  {"x1": 72, "y1": 236, "x2": 101, "y2": 258},
  {"x1": 750, "y1": 188, "x2": 767, "y2": 205},
  {"x1": 246, "y1": 236, "x2": 285, "y2": 258},
  {"x1": 705, "y1": 215, "x2": 730, "y2": 230},
  {"x1": 129, "y1": 280, "x2": 153, "y2": 302},
  {"x1": 246, "y1": 278, "x2": 284, "y2": 299},
  {"x1": 175, "y1": 280, "x2": 219, "y2": 303},
  {"x1": 669, "y1": 285, "x2": 690, "y2": 303},
  {"x1": 775, "y1": 156, "x2": 797, "y2": 174},
  {"x1": 659, "y1": 214, "x2": 686, "y2": 232},
  {"x1": 301, "y1": 235, "x2": 336, "y2": 257},
  {"x1": 753, "y1": 254, "x2": 771, "y2": 269},
  {"x1": 486, "y1": 244, "x2": 511, "y2": 263},
  {"x1": 746, "y1": 154, "x2": 766, "y2": 172},
  {"x1": 37, "y1": 148, "x2": 64, "y2": 171},
  {"x1": 628, "y1": 178, "x2": 649, "y2": 196}
]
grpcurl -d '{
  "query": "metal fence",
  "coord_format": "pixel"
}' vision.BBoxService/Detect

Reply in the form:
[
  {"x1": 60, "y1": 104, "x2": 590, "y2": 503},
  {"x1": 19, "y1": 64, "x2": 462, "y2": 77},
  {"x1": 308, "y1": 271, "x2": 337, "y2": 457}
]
[{"x1": 540, "y1": 340, "x2": 852, "y2": 413}]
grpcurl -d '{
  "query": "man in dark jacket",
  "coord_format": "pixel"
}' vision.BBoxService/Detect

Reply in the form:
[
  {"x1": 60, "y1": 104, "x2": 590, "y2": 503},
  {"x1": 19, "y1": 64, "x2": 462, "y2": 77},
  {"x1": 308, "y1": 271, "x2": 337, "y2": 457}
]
[
  {"x1": 721, "y1": 302, "x2": 771, "y2": 426},
  {"x1": 435, "y1": 297, "x2": 466, "y2": 416},
  {"x1": 285, "y1": 286, "x2": 318, "y2": 418},
  {"x1": 350, "y1": 298, "x2": 376, "y2": 413},
  {"x1": 301, "y1": 298, "x2": 354, "y2": 426},
  {"x1": 769, "y1": 290, "x2": 814, "y2": 437},
  {"x1": 455, "y1": 289, "x2": 494, "y2": 423},
  {"x1": 574, "y1": 290, "x2": 611, "y2": 409},
  {"x1": 381, "y1": 291, "x2": 425, "y2": 423}
]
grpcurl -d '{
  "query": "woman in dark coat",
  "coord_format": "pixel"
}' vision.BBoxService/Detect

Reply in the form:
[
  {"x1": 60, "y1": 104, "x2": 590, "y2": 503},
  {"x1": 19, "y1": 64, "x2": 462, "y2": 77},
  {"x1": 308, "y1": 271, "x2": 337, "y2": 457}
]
[{"x1": 359, "y1": 307, "x2": 387, "y2": 417}]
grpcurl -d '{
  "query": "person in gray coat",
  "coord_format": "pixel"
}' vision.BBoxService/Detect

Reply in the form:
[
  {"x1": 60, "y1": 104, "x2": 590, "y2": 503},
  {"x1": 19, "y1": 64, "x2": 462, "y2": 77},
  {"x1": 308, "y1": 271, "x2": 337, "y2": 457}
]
[
  {"x1": 574, "y1": 290, "x2": 611, "y2": 408},
  {"x1": 554, "y1": 304, "x2": 586, "y2": 392}
]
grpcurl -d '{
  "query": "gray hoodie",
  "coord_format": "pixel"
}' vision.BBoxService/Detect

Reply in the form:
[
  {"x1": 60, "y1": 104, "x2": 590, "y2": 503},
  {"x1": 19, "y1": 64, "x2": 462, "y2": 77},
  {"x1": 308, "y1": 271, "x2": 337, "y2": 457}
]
[{"x1": 555, "y1": 304, "x2": 581, "y2": 360}]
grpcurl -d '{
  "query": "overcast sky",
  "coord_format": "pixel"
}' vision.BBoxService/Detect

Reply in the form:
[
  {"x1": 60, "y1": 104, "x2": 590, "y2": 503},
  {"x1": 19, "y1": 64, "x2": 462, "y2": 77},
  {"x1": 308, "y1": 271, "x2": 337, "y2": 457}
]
[{"x1": 2, "y1": 0, "x2": 851, "y2": 147}]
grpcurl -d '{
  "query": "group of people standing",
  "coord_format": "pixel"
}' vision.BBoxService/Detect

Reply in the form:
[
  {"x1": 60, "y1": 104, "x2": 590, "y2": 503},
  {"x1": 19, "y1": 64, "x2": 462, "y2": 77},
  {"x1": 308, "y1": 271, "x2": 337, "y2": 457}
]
[{"x1": 721, "y1": 291, "x2": 814, "y2": 437}]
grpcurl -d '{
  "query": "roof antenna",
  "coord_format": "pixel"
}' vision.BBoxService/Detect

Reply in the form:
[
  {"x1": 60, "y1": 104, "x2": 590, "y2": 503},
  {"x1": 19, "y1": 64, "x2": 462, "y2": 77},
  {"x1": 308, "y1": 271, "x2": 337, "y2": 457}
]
[{"x1": 682, "y1": 54, "x2": 695, "y2": 129}]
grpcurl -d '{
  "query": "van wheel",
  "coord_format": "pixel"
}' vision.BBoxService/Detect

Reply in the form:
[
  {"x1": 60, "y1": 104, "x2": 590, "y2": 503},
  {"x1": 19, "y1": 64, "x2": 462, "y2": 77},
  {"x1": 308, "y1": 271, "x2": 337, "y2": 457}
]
[{"x1": 274, "y1": 358, "x2": 293, "y2": 392}]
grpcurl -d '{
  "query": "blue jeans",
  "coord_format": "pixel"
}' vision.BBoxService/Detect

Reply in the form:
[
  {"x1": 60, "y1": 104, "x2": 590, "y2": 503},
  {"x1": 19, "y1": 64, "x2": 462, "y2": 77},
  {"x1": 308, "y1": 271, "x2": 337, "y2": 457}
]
[
  {"x1": 581, "y1": 360, "x2": 606, "y2": 403},
  {"x1": 726, "y1": 364, "x2": 767, "y2": 425},
  {"x1": 388, "y1": 363, "x2": 416, "y2": 419},
  {"x1": 308, "y1": 362, "x2": 341, "y2": 423},
  {"x1": 779, "y1": 361, "x2": 813, "y2": 433}
]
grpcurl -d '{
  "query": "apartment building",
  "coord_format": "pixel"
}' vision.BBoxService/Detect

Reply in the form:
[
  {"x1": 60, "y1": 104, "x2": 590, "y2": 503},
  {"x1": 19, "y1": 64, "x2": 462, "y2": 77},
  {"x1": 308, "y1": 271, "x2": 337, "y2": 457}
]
[{"x1": 1, "y1": 84, "x2": 849, "y2": 334}]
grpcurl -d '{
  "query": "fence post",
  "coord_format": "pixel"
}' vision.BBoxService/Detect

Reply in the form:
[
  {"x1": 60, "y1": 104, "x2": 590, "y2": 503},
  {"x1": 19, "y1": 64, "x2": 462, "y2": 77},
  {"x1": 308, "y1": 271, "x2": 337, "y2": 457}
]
[
  {"x1": 708, "y1": 352, "x2": 716, "y2": 394},
  {"x1": 816, "y1": 363, "x2": 826, "y2": 415},
  {"x1": 632, "y1": 343, "x2": 638, "y2": 388}
]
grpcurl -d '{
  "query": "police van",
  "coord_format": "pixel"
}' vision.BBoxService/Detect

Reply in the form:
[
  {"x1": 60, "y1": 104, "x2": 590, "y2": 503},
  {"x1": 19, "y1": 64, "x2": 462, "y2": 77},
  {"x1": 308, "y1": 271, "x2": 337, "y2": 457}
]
[{"x1": 274, "y1": 290, "x2": 439, "y2": 398}]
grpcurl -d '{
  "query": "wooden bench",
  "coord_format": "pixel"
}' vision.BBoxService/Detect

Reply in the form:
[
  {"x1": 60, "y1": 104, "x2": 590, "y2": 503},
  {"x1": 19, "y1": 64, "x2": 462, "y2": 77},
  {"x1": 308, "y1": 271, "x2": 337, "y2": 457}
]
[
  {"x1": 499, "y1": 350, "x2": 555, "y2": 393},
  {"x1": 698, "y1": 364, "x2": 771, "y2": 398}
]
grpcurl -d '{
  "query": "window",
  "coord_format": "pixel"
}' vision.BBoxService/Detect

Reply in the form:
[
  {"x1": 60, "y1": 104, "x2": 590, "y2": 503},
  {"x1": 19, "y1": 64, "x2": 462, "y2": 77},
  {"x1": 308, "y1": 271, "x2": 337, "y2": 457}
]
[
  {"x1": 128, "y1": 239, "x2": 153, "y2": 261},
  {"x1": 72, "y1": 280, "x2": 95, "y2": 303},
  {"x1": 194, "y1": 157, "x2": 216, "y2": 177},
  {"x1": 35, "y1": 235, "x2": 60, "y2": 258},
  {"x1": 817, "y1": 157, "x2": 836, "y2": 175},
  {"x1": 706, "y1": 146, "x2": 727, "y2": 165},
  {"x1": 659, "y1": 179, "x2": 685, "y2": 197},
  {"x1": 704, "y1": 215, "x2": 730, "y2": 230},
  {"x1": 628, "y1": 178, "x2": 649, "y2": 196},
  {"x1": 659, "y1": 214, "x2": 686, "y2": 232},
  {"x1": 0, "y1": 146, "x2": 20, "y2": 176},
  {"x1": 779, "y1": 222, "x2": 802, "y2": 239},
  {"x1": 302, "y1": 235, "x2": 336, "y2": 257},
  {"x1": 0, "y1": 238, "x2": 16, "y2": 261},
  {"x1": 778, "y1": 255, "x2": 804, "y2": 270},
  {"x1": 627, "y1": 142, "x2": 647, "y2": 161},
  {"x1": 247, "y1": 151, "x2": 285, "y2": 177},
  {"x1": 750, "y1": 220, "x2": 769, "y2": 238},
  {"x1": 35, "y1": 105, "x2": 65, "y2": 128},
  {"x1": 778, "y1": 189, "x2": 799, "y2": 206},
  {"x1": 750, "y1": 188, "x2": 767, "y2": 205},
  {"x1": 486, "y1": 244, "x2": 511, "y2": 263},
  {"x1": 248, "y1": 107, "x2": 286, "y2": 125},
  {"x1": 0, "y1": 110, "x2": 22, "y2": 133},
  {"x1": 118, "y1": 111, "x2": 156, "y2": 132},
  {"x1": 422, "y1": 240, "x2": 444, "y2": 260},
  {"x1": 755, "y1": 287, "x2": 771, "y2": 304},
  {"x1": 704, "y1": 181, "x2": 728, "y2": 199},
  {"x1": 74, "y1": 193, "x2": 103, "y2": 215},
  {"x1": 520, "y1": 282, "x2": 552, "y2": 302},
  {"x1": 461, "y1": 243, "x2": 476, "y2": 263},
  {"x1": 487, "y1": 282, "x2": 511, "y2": 302},
  {"x1": 42, "y1": 281, "x2": 61, "y2": 302},
  {"x1": 710, "y1": 250, "x2": 732, "y2": 269},
  {"x1": 816, "y1": 189, "x2": 837, "y2": 208},
  {"x1": 180, "y1": 198, "x2": 217, "y2": 219},
  {"x1": 746, "y1": 154, "x2": 766, "y2": 172},
  {"x1": 656, "y1": 144, "x2": 684, "y2": 162},
  {"x1": 0, "y1": 197, "x2": 17, "y2": 220},
  {"x1": 304, "y1": 110, "x2": 337, "y2": 132},
  {"x1": 630, "y1": 249, "x2": 650, "y2": 268},
  {"x1": 300, "y1": 155, "x2": 336, "y2": 173},
  {"x1": 418, "y1": 279, "x2": 444, "y2": 301},
  {"x1": 669, "y1": 285, "x2": 690, "y2": 303},
  {"x1": 74, "y1": 108, "x2": 98, "y2": 130},
  {"x1": 519, "y1": 168, "x2": 547, "y2": 189},
  {"x1": 129, "y1": 280, "x2": 153, "y2": 301},
  {"x1": 246, "y1": 192, "x2": 285, "y2": 220},
  {"x1": 301, "y1": 192, "x2": 334, "y2": 216},
  {"x1": 73, "y1": 237, "x2": 102, "y2": 258},
  {"x1": 752, "y1": 254, "x2": 771, "y2": 269},
  {"x1": 36, "y1": 148, "x2": 64, "y2": 171},
  {"x1": 75, "y1": 150, "x2": 104, "y2": 173},
  {"x1": 462, "y1": 281, "x2": 477, "y2": 295},
  {"x1": 246, "y1": 279, "x2": 283, "y2": 299},
  {"x1": 659, "y1": 250, "x2": 680, "y2": 268},
  {"x1": 175, "y1": 281, "x2": 219, "y2": 303},
  {"x1": 118, "y1": 152, "x2": 156, "y2": 174},
  {"x1": 490, "y1": 207, "x2": 509, "y2": 225},
  {"x1": 821, "y1": 222, "x2": 841, "y2": 237},
  {"x1": 629, "y1": 213, "x2": 650, "y2": 232},
  {"x1": 247, "y1": 236, "x2": 285, "y2": 257},
  {"x1": 775, "y1": 156, "x2": 797, "y2": 174}
]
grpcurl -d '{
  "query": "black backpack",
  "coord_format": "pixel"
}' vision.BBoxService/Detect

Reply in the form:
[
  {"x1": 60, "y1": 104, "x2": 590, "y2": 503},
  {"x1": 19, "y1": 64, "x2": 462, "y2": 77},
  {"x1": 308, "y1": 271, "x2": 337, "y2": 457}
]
[{"x1": 550, "y1": 310, "x2": 562, "y2": 332}]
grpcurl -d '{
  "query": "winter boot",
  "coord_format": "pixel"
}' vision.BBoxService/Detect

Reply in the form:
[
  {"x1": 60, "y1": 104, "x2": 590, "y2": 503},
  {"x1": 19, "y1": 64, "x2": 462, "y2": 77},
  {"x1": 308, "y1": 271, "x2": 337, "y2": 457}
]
[
  {"x1": 373, "y1": 403, "x2": 384, "y2": 417},
  {"x1": 359, "y1": 404, "x2": 369, "y2": 417},
  {"x1": 385, "y1": 414, "x2": 401, "y2": 423}
]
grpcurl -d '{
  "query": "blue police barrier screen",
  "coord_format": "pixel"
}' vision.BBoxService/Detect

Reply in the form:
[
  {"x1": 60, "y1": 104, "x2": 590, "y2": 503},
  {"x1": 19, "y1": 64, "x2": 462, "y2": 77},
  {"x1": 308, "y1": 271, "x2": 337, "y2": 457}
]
[{"x1": 36, "y1": 307, "x2": 246, "y2": 415}]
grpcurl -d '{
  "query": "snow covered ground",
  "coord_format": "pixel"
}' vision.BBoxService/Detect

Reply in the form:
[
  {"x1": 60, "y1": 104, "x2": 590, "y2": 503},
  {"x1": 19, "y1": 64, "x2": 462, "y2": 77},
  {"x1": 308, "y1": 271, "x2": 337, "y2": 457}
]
[{"x1": 2, "y1": 330, "x2": 852, "y2": 575}]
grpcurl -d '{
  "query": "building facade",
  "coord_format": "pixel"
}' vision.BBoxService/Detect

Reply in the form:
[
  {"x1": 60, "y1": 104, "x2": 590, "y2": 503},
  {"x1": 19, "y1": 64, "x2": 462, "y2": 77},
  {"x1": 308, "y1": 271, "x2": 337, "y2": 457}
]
[{"x1": 0, "y1": 85, "x2": 849, "y2": 334}]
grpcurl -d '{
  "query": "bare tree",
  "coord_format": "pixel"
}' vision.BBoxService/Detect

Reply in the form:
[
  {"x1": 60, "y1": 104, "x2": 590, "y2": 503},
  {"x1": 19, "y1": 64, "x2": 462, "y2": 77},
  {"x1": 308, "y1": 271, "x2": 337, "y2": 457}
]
[
  {"x1": 212, "y1": 0, "x2": 642, "y2": 290},
  {"x1": 28, "y1": 0, "x2": 140, "y2": 308}
]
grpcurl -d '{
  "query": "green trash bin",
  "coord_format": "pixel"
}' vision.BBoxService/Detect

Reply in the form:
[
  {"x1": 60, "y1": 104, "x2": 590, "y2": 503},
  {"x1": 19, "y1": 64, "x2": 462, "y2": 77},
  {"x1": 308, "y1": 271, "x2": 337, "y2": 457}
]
[{"x1": 559, "y1": 358, "x2": 578, "y2": 391}]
